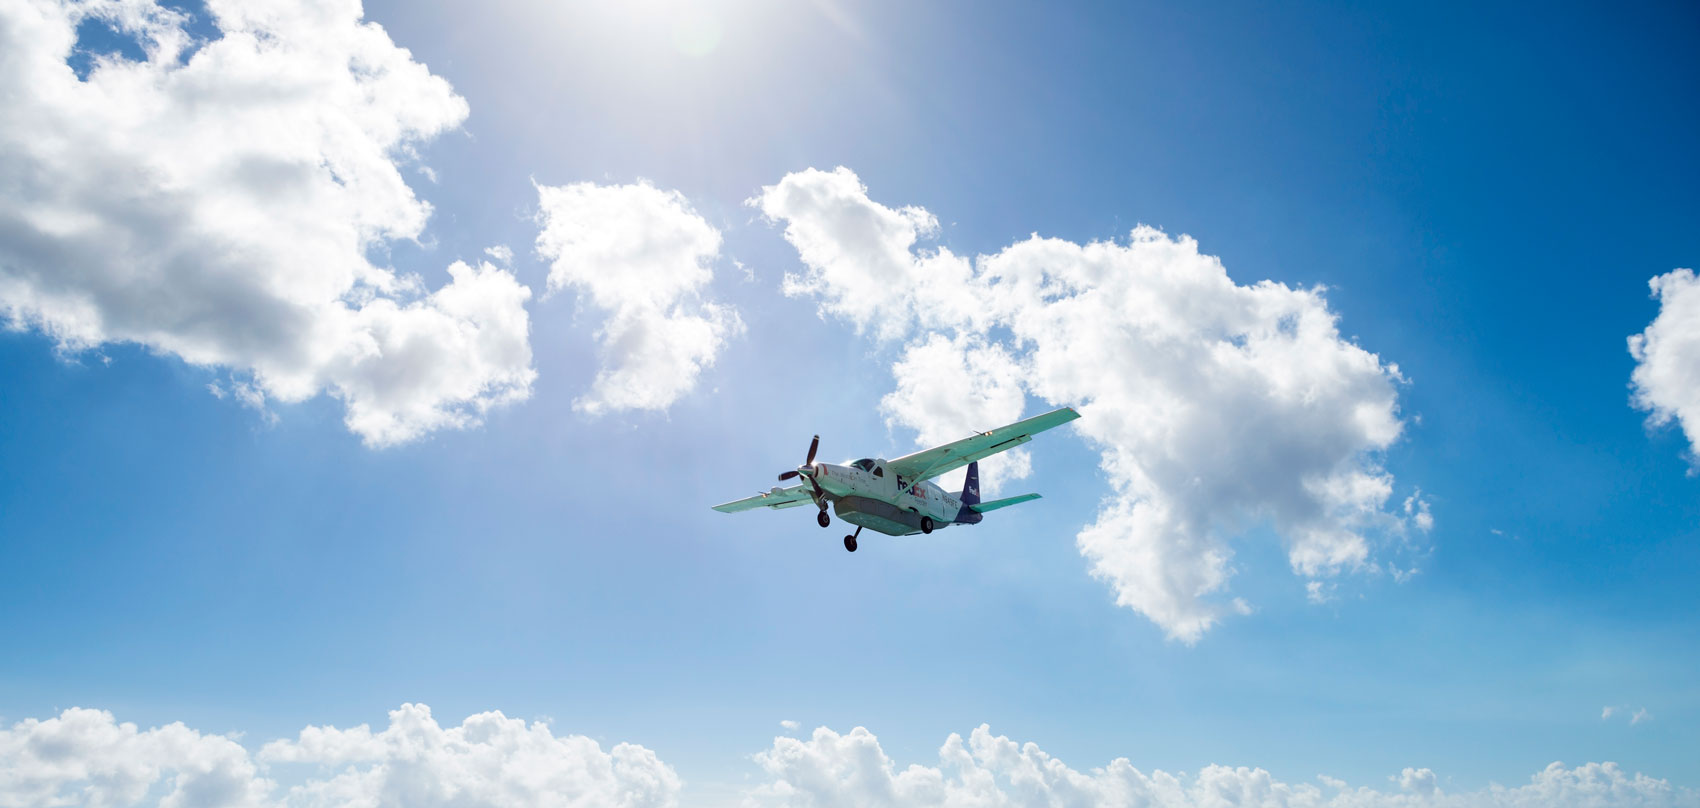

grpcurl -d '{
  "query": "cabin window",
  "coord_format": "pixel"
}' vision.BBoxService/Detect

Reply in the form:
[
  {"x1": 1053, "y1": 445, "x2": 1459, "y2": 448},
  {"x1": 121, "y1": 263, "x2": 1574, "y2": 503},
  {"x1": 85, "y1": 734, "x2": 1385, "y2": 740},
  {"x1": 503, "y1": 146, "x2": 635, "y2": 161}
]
[{"x1": 873, "y1": 466, "x2": 884, "y2": 477}]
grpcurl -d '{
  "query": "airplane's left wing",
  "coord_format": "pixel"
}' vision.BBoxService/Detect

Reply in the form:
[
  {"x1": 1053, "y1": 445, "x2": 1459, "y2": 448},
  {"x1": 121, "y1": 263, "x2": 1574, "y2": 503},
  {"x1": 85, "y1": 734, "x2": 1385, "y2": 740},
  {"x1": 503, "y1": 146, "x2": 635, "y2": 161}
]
[
  {"x1": 711, "y1": 483, "x2": 816, "y2": 513},
  {"x1": 886, "y1": 406, "x2": 1081, "y2": 484}
]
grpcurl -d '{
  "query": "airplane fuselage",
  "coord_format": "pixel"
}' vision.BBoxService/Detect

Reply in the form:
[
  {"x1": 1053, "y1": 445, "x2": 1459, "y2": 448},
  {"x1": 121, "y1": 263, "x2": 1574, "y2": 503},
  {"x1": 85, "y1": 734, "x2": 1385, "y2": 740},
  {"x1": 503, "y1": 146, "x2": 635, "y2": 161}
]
[{"x1": 801, "y1": 458, "x2": 968, "y2": 537}]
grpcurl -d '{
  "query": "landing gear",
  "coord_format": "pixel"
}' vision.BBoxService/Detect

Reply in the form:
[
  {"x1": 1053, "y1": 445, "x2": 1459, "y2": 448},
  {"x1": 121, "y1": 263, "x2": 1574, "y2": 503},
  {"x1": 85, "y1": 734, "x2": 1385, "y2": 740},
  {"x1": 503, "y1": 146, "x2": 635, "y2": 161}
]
[
  {"x1": 817, "y1": 509, "x2": 830, "y2": 528},
  {"x1": 920, "y1": 516, "x2": 934, "y2": 535},
  {"x1": 844, "y1": 525, "x2": 862, "y2": 553}
]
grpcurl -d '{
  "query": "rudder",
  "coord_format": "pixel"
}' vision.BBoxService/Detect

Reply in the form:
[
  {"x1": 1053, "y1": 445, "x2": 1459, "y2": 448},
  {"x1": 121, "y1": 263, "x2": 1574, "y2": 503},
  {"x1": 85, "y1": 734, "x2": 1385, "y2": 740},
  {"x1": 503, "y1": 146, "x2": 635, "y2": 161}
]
[{"x1": 955, "y1": 461, "x2": 983, "y2": 523}]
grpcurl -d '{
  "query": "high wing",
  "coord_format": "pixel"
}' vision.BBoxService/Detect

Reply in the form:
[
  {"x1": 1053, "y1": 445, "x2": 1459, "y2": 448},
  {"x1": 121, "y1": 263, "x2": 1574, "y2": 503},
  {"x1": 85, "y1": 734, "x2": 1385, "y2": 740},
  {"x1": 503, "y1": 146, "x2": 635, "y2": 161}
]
[
  {"x1": 711, "y1": 483, "x2": 816, "y2": 513},
  {"x1": 886, "y1": 406, "x2": 1081, "y2": 484}
]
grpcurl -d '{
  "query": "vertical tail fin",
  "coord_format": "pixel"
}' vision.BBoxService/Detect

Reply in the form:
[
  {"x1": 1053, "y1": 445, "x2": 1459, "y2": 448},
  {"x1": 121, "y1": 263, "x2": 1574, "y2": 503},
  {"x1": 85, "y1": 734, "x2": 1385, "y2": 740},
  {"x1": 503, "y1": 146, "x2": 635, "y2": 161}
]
[
  {"x1": 955, "y1": 461, "x2": 983, "y2": 523},
  {"x1": 961, "y1": 461, "x2": 981, "y2": 507}
]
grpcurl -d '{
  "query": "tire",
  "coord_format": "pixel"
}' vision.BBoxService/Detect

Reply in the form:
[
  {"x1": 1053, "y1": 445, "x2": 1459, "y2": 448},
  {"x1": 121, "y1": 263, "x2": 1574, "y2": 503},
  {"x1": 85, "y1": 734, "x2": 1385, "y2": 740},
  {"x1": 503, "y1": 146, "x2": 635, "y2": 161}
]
[
  {"x1": 817, "y1": 510, "x2": 831, "y2": 528},
  {"x1": 921, "y1": 516, "x2": 934, "y2": 535},
  {"x1": 844, "y1": 535, "x2": 858, "y2": 552}
]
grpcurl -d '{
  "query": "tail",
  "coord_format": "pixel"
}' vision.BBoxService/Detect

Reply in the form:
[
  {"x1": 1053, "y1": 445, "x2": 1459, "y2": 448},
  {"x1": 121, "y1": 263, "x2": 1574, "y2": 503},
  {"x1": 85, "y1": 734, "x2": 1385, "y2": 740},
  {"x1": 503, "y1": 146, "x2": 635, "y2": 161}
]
[{"x1": 955, "y1": 461, "x2": 984, "y2": 524}]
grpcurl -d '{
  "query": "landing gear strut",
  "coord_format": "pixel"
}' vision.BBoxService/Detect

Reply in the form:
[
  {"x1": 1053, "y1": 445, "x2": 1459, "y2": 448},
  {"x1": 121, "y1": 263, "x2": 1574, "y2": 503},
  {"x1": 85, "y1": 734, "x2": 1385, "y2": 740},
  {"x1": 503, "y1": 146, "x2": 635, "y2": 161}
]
[
  {"x1": 844, "y1": 525, "x2": 862, "y2": 553},
  {"x1": 920, "y1": 516, "x2": 934, "y2": 535},
  {"x1": 816, "y1": 508, "x2": 830, "y2": 528}
]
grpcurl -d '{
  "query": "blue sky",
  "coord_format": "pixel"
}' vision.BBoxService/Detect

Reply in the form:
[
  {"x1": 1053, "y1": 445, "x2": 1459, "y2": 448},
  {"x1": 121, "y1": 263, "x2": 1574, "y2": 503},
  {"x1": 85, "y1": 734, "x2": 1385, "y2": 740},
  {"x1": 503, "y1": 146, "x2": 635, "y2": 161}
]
[{"x1": 1, "y1": 0, "x2": 1697, "y2": 805}]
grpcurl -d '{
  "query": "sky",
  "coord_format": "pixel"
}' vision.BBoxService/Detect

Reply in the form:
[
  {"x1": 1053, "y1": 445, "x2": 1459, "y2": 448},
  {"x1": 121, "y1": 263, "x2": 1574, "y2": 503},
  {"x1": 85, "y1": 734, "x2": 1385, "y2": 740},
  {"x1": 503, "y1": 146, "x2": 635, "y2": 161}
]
[{"x1": 1, "y1": 0, "x2": 1698, "y2": 806}]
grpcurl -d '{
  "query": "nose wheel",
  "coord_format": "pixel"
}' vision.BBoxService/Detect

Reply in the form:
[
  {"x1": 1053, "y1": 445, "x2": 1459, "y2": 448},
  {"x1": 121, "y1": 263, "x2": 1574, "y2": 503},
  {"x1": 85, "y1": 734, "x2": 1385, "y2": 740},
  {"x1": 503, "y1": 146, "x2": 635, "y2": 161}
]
[
  {"x1": 843, "y1": 525, "x2": 862, "y2": 553},
  {"x1": 817, "y1": 509, "x2": 831, "y2": 528}
]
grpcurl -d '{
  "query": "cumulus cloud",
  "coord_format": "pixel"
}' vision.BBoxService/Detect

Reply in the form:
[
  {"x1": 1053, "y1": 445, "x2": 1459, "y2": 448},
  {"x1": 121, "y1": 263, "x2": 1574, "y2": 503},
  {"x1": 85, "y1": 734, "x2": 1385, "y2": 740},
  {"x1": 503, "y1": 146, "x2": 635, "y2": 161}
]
[
  {"x1": 0, "y1": 707, "x2": 270, "y2": 808},
  {"x1": 746, "y1": 724, "x2": 1692, "y2": 808},
  {"x1": 0, "y1": 0, "x2": 537, "y2": 446},
  {"x1": 755, "y1": 167, "x2": 1424, "y2": 642},
  {"x1": 0, "y1": 704, "x2": 679, "y2": 808},
  {"x1": 1629, "y1": 269, "x2": 1700, "y2": 465},
  {"x1": 750, "y1": 167, "x2": 974, "y2": 343},
  {"x1": 535, "y1": 180, "x2": 742, "y2": 416}
]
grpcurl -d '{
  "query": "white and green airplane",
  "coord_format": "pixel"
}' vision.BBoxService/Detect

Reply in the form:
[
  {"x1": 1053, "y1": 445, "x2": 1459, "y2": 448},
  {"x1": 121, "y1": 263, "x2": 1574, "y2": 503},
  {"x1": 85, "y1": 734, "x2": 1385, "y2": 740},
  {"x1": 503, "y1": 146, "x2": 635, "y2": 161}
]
[{"x1": 712, "y1": 407, "x2": 1081, "y2": 552}]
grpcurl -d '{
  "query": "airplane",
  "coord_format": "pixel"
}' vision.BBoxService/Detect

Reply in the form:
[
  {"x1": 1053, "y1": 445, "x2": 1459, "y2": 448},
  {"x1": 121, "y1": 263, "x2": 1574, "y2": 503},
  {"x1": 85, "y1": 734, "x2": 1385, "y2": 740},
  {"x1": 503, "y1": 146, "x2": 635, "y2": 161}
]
[{"x1": 712, "y1": 407, "x2": 1081, "y2": 552}]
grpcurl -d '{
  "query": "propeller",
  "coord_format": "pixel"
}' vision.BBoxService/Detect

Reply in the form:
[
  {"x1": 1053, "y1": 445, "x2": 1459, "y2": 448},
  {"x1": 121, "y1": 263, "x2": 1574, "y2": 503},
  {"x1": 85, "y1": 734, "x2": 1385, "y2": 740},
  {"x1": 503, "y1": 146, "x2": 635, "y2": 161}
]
[
  {"x1": 776, "y1": 435, "x2": 829, "y2": 504},
  {"x1": 776, "y1": 435, "x2": 820, "y2": 481}
]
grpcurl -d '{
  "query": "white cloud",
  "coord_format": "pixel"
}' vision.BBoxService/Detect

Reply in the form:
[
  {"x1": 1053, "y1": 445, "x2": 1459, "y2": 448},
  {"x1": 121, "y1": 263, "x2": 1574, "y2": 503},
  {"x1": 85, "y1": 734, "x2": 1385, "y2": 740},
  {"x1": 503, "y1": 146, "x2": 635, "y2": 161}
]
[
  {"x1": 755, "y1": 167, "x2": 1425, "y2": 642},
  {"x1": 260, "y1": 703, "x2": 679, "y2": 808},
  {"x1": 1398, "y1": 766, "x2": 1440, "y2": 797},
  {"x1": 780, "y1": 720, "x2": 800, "y2": 731},
  {"x1": 1629, "y1": 269, "x2": 1700, "y2": 465},
  {"x1": 0, "y1": 0, "x2": 537, "y2": 447},
  {"x1": 1602, "y1": 706, "x2": 1617, "y2": 720},
  {"x1": 0, "y1": 707, "x2": 270, "y2": 808},
  {"x1": 745, "y1": 723, "x2": 1691, "y2": 808},
  {"x1": 1631, "y1": 708, "x2": 1651, "y2": 726},
  {"x1": 749, "y1": 167, "x2": 974, "y2": 343},
  {"x1": 0, "y1": 704, "x2": 680, "y2": 808},
  {"x1": 535, "y1": 180, "x2": 742, "y2": 416}
]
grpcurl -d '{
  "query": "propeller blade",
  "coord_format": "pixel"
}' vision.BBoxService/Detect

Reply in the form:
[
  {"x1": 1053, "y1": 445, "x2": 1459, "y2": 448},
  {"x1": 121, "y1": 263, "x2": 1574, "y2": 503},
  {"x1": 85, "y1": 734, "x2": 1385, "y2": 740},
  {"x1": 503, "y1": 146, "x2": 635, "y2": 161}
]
[
  {"x1": 778, "y1": 470, "x2": 799, "y2": 481},
  {"x1": 805, "y1": 435, "x2": 819, "y2": 465}
]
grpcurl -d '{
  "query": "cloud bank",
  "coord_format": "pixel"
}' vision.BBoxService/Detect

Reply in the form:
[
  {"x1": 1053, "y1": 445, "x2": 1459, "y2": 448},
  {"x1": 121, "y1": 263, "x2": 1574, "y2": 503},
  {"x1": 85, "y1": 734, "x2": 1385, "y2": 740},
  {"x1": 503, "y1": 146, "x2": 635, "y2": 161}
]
[
  {"x1": 535, "y1": 180, "x2": 742, "y2": 416},
  {"x1": 2, "y1": 708, "x2": 1687, "y2": 808},
  {"x1": 0, "y1": 704, "x2": 679, "y2": 808},
  {"x1": 748, "y1": 724, "x2": 1691, "y2": 808},
  {"x1": 1629, "y1": 269, "x2": 1700, "y2": 465},
  {"x1": 0, "y1": 0, "x2": 534, "y2": 446},
  {"x1": 755, "y1": 167, "x2": 1426, "y2": 642}
]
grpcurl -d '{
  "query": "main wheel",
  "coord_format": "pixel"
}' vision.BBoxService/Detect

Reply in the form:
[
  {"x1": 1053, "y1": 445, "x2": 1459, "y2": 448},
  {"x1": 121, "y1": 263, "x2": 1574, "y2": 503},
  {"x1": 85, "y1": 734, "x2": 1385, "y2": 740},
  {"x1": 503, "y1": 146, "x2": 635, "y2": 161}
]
[
  {"x1": 817, "y1": 510, "x2": 831, "y2": 528},
  {"x1": 921, "y1": 516, "x2": 934, "y2": 535},
  {"x1": 844, "y1": 535, "x2": 858, "y2": 552}
]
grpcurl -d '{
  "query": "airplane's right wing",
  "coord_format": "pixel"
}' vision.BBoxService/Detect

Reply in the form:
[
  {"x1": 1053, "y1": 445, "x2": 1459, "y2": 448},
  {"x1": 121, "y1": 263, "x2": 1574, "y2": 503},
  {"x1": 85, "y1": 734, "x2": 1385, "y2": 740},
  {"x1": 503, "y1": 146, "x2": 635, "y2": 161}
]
[
  {"x1": 886, "y1": 406, "x2": 1081, "y2": 484},
  {"x1": 711, "y1": 483, "x2": 816, "y2": 513}
]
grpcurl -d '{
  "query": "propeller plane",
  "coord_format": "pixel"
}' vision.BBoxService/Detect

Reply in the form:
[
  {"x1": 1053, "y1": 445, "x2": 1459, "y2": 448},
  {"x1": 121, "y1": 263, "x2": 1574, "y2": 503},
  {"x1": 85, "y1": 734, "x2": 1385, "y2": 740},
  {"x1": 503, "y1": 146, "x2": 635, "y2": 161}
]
[{"x1": 712, "y1": 407, "x2": 1081, "y2": 552}]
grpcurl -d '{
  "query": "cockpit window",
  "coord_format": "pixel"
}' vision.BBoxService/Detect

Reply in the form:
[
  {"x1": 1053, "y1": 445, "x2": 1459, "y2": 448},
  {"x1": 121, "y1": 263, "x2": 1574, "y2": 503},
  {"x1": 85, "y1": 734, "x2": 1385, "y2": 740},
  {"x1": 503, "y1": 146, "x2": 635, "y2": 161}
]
[{"x1": 853, "y1": 459, "x2": 875, "y2": 471}]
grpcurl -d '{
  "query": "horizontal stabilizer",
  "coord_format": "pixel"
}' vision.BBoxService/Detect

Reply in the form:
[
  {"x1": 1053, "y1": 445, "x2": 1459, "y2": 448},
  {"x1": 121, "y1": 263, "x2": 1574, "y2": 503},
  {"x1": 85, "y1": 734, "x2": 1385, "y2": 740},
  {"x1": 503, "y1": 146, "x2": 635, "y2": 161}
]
[{"x1": 969, "y1": 493, "x2": 1040, "y2": 513}]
